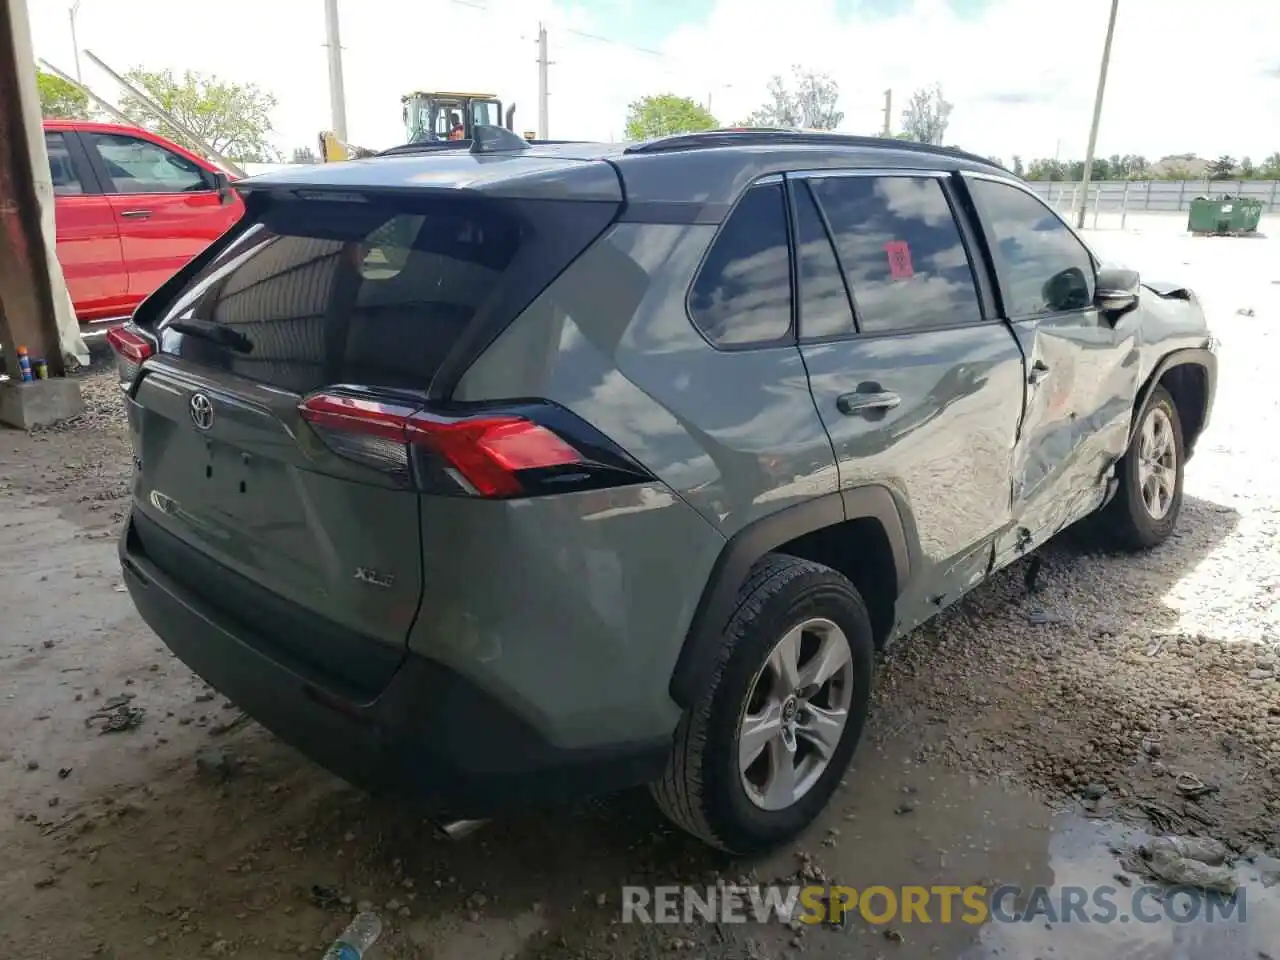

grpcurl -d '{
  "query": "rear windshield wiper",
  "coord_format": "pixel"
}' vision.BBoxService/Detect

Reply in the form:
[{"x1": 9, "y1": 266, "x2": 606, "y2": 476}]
[{"x1": 168, "y1": 319, "x2": 253, "y2": 354}]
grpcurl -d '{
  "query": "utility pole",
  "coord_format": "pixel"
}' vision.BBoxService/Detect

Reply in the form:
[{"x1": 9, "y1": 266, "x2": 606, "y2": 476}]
[
  {"x1": 68, "y1": 1, "x2": 81, "y2": 83},
  {"x1": 1076, "y1": 0, "x2": 1119, "y2": 228},
  {"x1": 536, "y1": 22, "x2": 549, "y2": 140},
  {"x1": 323, "y1": 0, "x2": 348, "y2": 142},
  {"x1": 881, "y1": 88, "x2": 892, "y2": 137}
]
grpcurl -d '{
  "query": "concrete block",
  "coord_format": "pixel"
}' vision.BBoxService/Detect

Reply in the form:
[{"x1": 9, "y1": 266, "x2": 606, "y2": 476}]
[{"x1": 0, "y1": 376, "x2": 84, "y2": 429}]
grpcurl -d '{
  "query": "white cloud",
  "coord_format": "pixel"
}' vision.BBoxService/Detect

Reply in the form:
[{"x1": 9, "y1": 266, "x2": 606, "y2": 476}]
[
  {"x1": 28, "y1": 0, "x2": 1280, "y2": 163},
  {"x1": 655, "y1": 0, "x2": 1280, "y2": 162}
]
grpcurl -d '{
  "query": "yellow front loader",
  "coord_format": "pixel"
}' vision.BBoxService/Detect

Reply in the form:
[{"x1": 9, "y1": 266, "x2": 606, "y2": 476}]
[{"x1": 318, "y1": 90, "x2": 525, "y2": 162}]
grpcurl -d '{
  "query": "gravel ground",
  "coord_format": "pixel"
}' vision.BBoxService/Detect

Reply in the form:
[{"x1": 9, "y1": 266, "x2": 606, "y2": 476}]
[{"x1": 1, "y1": 217, "x2": 1277, "y2": 959}]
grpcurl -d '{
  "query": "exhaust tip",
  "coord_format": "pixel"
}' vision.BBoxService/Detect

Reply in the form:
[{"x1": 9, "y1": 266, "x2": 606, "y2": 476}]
[{"x1": 434, "y1": 818, "x2": 489, "y2": 841}]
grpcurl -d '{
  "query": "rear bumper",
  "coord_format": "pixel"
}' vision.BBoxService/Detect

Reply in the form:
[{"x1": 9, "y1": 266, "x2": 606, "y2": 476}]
[{"x1": 119, "y1": 514, "x2": 669, "y2": 816}]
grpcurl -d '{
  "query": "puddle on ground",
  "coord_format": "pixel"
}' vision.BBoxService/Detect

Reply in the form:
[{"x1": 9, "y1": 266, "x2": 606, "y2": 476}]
[
  {"x1": 740, "y1": 742, "x2": 1280, "y2": 959},
  {"x1": 965, "y1": 818, "x2": 1280, "y2": 960}
]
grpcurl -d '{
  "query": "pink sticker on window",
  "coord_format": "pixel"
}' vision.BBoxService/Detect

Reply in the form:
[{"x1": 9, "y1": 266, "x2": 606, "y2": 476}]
[{"x1": 884, "y1": 240, "x2": 914, "y2": 280}]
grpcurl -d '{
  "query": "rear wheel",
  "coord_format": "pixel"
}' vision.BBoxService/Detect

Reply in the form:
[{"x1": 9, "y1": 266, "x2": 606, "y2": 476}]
[
  {"x1": 1102, "y1": 385, "x2": 1185, "y2": 550},
  {"x1": 651, "y1": 554, "x2": 874, "y2": 854}
]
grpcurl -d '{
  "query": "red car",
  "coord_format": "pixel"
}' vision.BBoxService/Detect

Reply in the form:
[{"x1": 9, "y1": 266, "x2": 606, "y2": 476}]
[{"x1": 43, "y1": 120, "x2": 245, "y2": 337}]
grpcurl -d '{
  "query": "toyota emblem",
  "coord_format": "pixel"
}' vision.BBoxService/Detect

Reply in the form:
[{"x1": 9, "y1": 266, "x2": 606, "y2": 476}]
[{"x1": 189, "y1": 392, "x2": 214, "y2": 430}]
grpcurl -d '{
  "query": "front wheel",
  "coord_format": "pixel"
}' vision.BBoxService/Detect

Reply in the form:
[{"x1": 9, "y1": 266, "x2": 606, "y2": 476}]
[
  {"x1": 650, "y1": 554, "x2": 874, "y2": 854},
  {"x1": 1102, "y1": 385, "x2": 1185, "y2": 550}
]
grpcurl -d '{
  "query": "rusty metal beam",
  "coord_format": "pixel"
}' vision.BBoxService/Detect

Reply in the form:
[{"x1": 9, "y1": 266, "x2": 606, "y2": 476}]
[{"x1": 0, "y1": 0, "x2": 65, "y2": 378}]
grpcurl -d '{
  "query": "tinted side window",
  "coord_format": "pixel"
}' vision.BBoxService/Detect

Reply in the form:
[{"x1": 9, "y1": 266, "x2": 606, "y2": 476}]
[
  {"x1": 811, "y1": 175, "x2": 981, "y2": 334},
  {"x1": 795, "y1": 181, "x2": 855, "y2": 339},
  {"x1": 89, "y1": 133, "x2": 209, "y2": 195},
  {"x1": 689, "y1": 182, "x2": 791, "y2": 346},
  {"x1": 45, "y1": 133, "x2": 85, "y2": 196},
  {"x1": 967, "y1": 178, "x2": 1095, "y2": 317}
]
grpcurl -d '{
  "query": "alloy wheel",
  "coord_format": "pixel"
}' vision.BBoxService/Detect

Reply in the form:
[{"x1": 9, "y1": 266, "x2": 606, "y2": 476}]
[
  {"x1": 737, "y1": 617, "x2": 854, "y2": 811},
  {"x1": 1137, "y1": 406, "x2": 1177, "y2": 520}
]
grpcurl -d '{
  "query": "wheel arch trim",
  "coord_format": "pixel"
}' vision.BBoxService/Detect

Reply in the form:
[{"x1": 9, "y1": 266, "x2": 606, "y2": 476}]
[
  {"x1": 1128, "y1": 346, "x2": 1217, "y2": 456},
  {"x1": 668, "y1": 486, "x2": 912, "y2": 708}
]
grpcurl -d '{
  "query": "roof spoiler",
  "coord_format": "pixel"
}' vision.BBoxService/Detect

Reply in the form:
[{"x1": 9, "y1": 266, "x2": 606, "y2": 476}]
[{"x1": 470, "y1": 125, "x2": 531, "y2": 154}]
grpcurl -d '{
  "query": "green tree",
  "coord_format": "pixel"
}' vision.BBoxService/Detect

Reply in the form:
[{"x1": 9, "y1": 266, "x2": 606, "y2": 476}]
[
  {"x1": 1239, "y1": 156, "x2": 1256, "y2": 178},
  {"x1": 292, "y1": 145, "x2": 319, "y2": 164},
  {"x1": 900, "y1": 83, "x2": 953, "y2": 145},
  {"x1": 1263, "y1": 152, "x2": 1280, "y2": 177},
  {"x1": 1025, "y1": 158, "x2": 1066, "y2": 181},
  {"x1": 1011, "y1": 154, "x2": 1025, "y2": 178},
  {"x1": 624, "y1": 94, "x2": 717, "y2": 140},
  {"x1": 745, "y1": 66, "x2": 843, "y2": 130},
  {"x1": 1206, "y1": 155, "x2": 1236, "y2": 179},
  {"x1": 36, "y1": 70, "x2": 90, "y2": 119},
  {"x1": 120, "y1": 68, "x2": 278, "y2": 161},
  {"x1": 1122, "y1": 154, "x2": 1149, "y2": 179}
]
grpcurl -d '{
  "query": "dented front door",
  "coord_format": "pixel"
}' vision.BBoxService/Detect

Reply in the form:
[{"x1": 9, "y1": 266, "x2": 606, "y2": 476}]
[{"x1": 962, "y1": 173, "x2": 1140, "y2": 560}]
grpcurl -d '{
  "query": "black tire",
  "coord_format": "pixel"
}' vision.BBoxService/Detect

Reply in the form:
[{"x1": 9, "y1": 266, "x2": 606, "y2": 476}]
[
  {"x1": 1101, "y1": 385, "x2": 1185, "y2": 550},
  {"x1": 650, "y1": 554, "x2": 875, "y2": 854}
]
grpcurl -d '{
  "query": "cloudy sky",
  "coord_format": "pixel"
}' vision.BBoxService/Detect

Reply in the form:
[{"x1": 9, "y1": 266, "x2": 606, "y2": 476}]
[{"x1": 29, "y1": 0, "x2": 1280, "y2": 164}]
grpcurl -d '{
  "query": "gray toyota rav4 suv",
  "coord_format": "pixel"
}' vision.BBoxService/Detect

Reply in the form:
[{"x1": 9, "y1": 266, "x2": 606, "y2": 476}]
[{"x1": 110, "y1": 128, "x2": 1217, "y2": 854}]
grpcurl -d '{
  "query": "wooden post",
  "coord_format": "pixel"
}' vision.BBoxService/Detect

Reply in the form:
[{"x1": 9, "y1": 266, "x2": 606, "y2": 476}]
[{"x1": 0, "y1": 0, "x2": 65, "y2": 377}]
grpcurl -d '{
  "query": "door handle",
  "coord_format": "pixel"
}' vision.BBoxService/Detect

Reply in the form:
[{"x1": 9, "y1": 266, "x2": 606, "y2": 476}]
[
  {"x1": 1028, "y1": 361, "x2": 1051, "y2": 386},
  {"x1": 119, "y1": 209, "x2": 153, "y2": 219},
  {"x1": 837, "y1": 391, "x2": 901, "y2": 416}
]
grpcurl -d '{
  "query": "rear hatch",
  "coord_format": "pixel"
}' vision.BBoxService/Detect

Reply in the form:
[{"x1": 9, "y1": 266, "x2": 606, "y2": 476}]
[{"x1": 121, "y1": 163, "x2": 622, "y2": 695}]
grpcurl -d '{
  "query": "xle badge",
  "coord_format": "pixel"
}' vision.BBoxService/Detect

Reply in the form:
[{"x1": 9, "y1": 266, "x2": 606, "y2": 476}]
[{"x1": 353, "y1": 568, "x2": 395, "y2": 588}]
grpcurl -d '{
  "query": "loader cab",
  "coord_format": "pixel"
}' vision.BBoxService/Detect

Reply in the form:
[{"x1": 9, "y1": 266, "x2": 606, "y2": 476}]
[{"x1": 402, "y1": 92, "x2": 514, "y2": 143}]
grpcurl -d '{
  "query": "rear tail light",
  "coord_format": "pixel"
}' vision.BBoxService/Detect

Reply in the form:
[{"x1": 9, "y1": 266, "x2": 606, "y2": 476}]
[
  {"x1": 298, "y1": 390, "x2": 651, "y2": 498},
  {"x1": 105, "y1": 323, "x2": 155, "y2": 388},
  {"x1": 105, "y1": 324, "x2": 154, "y2": 364},
  {"x1": 407, "y1": 414, "x2": 580, "y2": 497}
]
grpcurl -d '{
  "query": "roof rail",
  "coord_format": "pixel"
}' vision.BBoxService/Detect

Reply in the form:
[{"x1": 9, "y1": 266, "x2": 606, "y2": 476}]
[
  {"x1": 376, "y1": 140, "x2": 472, "y2": 158},
  {"x1": 623, "y1": 129, "x2": 997, "y2": 168},
  {"x1": 374, "y1": 137, "x2": 594, "y2": 159}
]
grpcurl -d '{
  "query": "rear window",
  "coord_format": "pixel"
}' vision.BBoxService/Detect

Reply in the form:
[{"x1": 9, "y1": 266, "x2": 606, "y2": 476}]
[{"x1": 153, "y1": 195, "x2": 523, "y2": 395}]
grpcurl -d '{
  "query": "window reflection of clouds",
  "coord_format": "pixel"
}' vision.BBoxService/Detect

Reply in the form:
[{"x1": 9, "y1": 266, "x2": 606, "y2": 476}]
[
  {"x1": 878, "y1": 176, "x2": 954, "y2": 228},
  {"x1": 689, "y1": 184, "x2": 792, "y2": 346},
  {"x1": 795, "y1": 181, "x2": 855, "y2": 339},
  {"x1": 967, "y1": 179, "x2": 1095, "y2": 317},
  {"x1": 812, "y1": 176, "x2": 981, "y2": 333}
]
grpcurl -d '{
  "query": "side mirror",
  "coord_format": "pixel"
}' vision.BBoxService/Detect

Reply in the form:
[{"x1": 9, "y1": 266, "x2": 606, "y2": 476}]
[
  {"x1": 1095, "y1": 264, "x2": 1141, "y2": 316},
  {"x1": 211, "y1": 171, "x2": 233, "y2": 203}
]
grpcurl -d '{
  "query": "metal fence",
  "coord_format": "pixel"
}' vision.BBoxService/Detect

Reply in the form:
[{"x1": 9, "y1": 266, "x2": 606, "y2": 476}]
[{"x1": 1027, "y1": 179, "x2": 1280, "y2": 216}]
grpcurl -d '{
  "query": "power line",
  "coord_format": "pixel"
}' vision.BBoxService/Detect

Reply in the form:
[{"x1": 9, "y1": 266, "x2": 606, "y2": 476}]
[
  {"x1": 562, "y1": 26, "x2": 666, "y2": 58},
  {"x1": 442, "y1": 0, "x2": 673, "y2": 63}
]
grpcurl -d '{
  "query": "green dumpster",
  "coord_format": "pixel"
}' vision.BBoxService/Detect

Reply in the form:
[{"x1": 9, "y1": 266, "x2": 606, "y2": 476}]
[{"x1": 1188, "y1": 195, "x2": 1264, "y2": 235}]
